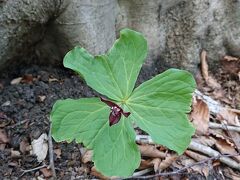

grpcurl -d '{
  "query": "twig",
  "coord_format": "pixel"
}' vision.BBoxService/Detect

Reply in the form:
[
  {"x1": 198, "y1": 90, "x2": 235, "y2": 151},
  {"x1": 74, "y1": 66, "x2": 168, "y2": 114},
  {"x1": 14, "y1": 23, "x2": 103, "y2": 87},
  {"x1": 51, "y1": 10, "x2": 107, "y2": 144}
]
[
  {"x1": 131, "y1": 168, "x2": 153, "y2": 177},
  {"x1": 188, "y1": 141, "x2": 240, "y2": 170},
  {"x1": 48, "y1": 123, "x2": 57, "y2": 178},
  {"x1": 20, "y1": 164, "x2": 47, "y2": 177},
  {"x1": 136, "y1": 135, "x2": 154, "y2": 144},
  {"x1": 194, "y1": 90, "x2": 240, "y2": 116},
  {"x1": 209, "y1": 122, "x2": 240, "y2": 132},
  {"x1": 136, "y1": 135, "x2": 240, "y2": 170},
  {"x1": 6, "y1": 119, "x2": 29, "y2": 129},
  {"x1": 127, "y1": 154, "x2": 238, "y2": 179}
]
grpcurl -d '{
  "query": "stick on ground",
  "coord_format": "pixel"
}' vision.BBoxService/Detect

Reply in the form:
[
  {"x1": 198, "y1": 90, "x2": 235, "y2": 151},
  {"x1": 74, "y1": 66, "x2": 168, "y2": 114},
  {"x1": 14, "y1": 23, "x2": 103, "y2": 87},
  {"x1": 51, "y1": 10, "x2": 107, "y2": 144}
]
[
  {"x1": 209, "y1": 122, "x2": 240, "y2": 132},
  {"x1": 48, "y1": 123, "x2": 57, "y2": 178},
  {"x1": 129, "y1": 154, "x2": 238, "y2": 179},
  {"x1": 20, "y1": 164, "x2": 47, "y2": 177},
  {"x1": 136, "y1": 135, "x2": 240, "y2": 170}
]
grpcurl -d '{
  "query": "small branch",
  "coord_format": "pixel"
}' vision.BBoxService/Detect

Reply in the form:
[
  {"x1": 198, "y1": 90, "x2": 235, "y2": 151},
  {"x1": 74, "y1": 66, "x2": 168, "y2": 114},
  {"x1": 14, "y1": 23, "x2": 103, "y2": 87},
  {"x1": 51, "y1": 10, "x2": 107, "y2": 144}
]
[
  {"x1": 48, "y1": 123, "x2": 57, "y2": 178},
  {"x1": 136, "y1": 135, "x2": 240, "y2": 170},
  {"x1": 194, "y1": 90, "x2": 240, "y2": 116},
  {"x1": 136, "y1": 135, "x2": 154, "y2": 144},
  {"x1": 128, "y1": 154, "x2": 238, "y2": 179},
  {"x1": 188, "y1": 141, "x2": 240, "y2": 170},
  {"x1": 20, "y1": 164, "x2": 47, "y2": 177},
  {"x1": 6, "y1": 119, "x2": 29, "y2": 129},
  {"x1": 209, "y1": 122, "x2": 240, "y2": 132},
  {"x1": 131, "y1": 168, "x2": 153, "y2": 178}
]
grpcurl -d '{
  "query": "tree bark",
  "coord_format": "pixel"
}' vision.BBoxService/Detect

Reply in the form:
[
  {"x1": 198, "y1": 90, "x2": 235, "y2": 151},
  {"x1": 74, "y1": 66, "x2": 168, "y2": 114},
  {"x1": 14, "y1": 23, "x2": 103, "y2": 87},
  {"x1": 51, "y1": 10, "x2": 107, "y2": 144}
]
[{"x1": 0, "y1": 0, "x2": 239, "y2": 73}]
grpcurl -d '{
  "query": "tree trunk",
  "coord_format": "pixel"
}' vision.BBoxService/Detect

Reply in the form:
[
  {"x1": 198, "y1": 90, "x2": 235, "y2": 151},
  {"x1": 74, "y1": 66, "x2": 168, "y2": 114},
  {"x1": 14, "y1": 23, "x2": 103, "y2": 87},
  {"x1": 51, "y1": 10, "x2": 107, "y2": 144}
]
[{"x1": 0, "y1": 0, "x2": 239, "y2": 73}]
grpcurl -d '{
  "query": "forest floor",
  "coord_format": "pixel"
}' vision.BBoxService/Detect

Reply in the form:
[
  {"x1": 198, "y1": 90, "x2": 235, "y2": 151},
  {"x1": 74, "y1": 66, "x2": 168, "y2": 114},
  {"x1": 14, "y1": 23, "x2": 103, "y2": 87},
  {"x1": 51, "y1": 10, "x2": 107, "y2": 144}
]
[{"x1": 0, "y1": 54, "x2": 239, "y2": 179}]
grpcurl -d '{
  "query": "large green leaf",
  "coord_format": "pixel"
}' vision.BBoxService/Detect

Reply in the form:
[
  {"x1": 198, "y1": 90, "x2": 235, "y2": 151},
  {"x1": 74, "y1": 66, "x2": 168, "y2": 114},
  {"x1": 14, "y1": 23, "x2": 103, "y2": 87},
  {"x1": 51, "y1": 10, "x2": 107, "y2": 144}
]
[
  {"x1": 51, "y1": 29, "x2": 197, "y2": 177},
  {"x1": 126, "y1": 69, "x2": 196, "y2": 154},
  {"x1": 51, "y1": 98, "x2": 140, "y2": 177},
  {"x1": 63, "y1": 29, "x2": 147, "y2": 101}
]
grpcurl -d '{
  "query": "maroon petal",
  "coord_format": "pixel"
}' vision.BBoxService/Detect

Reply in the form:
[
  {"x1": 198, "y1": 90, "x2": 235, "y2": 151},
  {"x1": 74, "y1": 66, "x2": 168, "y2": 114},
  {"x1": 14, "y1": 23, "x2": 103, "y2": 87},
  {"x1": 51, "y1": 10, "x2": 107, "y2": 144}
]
[
  {"x1": 100, "y1": 97, "x2": 117, "y2": 108},
  {"x1": 100, "y1": 97, "x2": 131, "y2": 126},
  {"x1": 109, "y1": 112, "x2": 121, "y2": 126}
]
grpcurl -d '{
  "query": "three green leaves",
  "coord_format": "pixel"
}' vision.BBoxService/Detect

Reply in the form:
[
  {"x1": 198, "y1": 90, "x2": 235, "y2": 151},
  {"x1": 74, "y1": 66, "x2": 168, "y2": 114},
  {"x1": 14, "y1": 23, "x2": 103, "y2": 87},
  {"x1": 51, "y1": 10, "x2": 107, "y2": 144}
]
[{"x1": 51, "y1": 29, "x2": 196, "y2": 177}]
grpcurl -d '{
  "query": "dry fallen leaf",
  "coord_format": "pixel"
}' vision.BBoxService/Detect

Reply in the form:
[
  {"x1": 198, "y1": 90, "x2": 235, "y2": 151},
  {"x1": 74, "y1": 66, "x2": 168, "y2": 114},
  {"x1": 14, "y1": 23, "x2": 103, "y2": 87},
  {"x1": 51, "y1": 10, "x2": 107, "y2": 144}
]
[
  {"x1": 230, "y1": 108, "x2": 240, "y2": 115},
  {"x1": 10, "y1": 149, "x2": 21, "y2": 158},
  {"x1": 227, "y1": 131, "x2": 240, "y2": 155},
  {"x1": 218, "y1": 109, "x2": 239, "y2": 126},
  {"x1": 48, "y1": 78, "x2": 59, "y2": 83},
  {"x1": 0, "y1": 128, "x2": 9, "y2": 147},
  {"x1": 37, "y1": 95, "x2": 46, "y2": 102},
  {"x1": 21, "y1": 74, "x2": 34, "y2": 84},
  {"x1": 159, "y1": 154, "x2": 178, "y2": 172},
  {"x1": 54, "y1": 148, "x2": 61, "y2": 159},
  {"x1": 0, "y1": 112, "x2": 11, "y2": 128},
  {"x1": 10, "y1": 77, "x2": 23, "y2": 85},
  {"x1": 191, "y1": 98, "x2": 210, "y2": 135},
  {"x1": 221, "y1": 55, "x2": 240, "y2": 76},
  {"x1": 0, "y1": 129, "x2": 9, "y2": 143},
  {"x1": 206, "y1": 76, "x2": 221, "y2": 89},
  {"x1": 151, "y1": 158, "x2": 161, "y2": 172},
  {"x1": 200, "y1": 50, "x2": 208, "y2": 81},
  {"x1": 91, "y1": 166, "x2": 110, "y2": 180},
  {"x1": 215, "y1": 139, "x2": 240, "y2": 162},
  {"x1": 212, "y1": 89, "x2": 226, "y2": 100},
  {"x1": 139, "y1": 159, "x2": 152, "y2": 170},
  {"x1": 82, "y1": 150, "x2": 93, "y2": 163},
  {"x1": 192, "y1": 136, "x2": 216, "y2": 147},
  {"x1": 223, "y1": 167, "x2": 240, "y2": 180},
  {"x1": 195, "y1": 68, "x2": 205, "y2": 90},
  {"x1": 40, "y1": 167, "x2": 53, "y2": 178},
  {"x1": 138, "y1": 145, "x2": 166, "y2": 158},
  {"x1": 200, "y1": 50, "x2": 222, "y2": 89},
  {"x1": 8, "y1": 162, "x2": 18, "y2": 167},
  {"x1": 31, "y1": 133, "x2": 48, "y2": 162},
  {"x1": 181, "y1": 157, "x2": 209, "y2": 177},
  {"x1": 223, "y1": 55, "x2": 239, "y2": 62},
  {"x1": 215, "y1": 139, "x2": 236, "y2": 154},
  {"x1": 185, "y1": 150, "x2": 208, "y2": 162},
  {"x1": 209, "y1": 129, "x2": 234, "y2": 146},
  {"x1": 1, "y1": 101, "x2": 10, "y2": 106},
  {"x1": 20, "y1": 138, "x2": 30, "y2": 154},
  {"x1": 76, "y1": 165, "x2": 90, "y2": 175}
]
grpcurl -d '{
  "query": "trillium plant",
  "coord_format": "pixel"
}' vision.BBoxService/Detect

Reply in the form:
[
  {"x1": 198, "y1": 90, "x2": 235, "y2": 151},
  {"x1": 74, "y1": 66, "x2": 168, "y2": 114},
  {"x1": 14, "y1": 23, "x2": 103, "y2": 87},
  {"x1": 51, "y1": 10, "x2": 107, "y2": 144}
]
[{"x1": 51, "y1": 29, "x2": 196, "y2": 177}]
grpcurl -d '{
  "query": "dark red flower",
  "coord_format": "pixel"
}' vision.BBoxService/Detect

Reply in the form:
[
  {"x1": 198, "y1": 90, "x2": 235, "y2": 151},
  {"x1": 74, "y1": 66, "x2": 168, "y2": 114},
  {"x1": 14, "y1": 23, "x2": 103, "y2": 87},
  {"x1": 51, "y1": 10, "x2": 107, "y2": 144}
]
[{"x1": 100, "y1": 97, "x2": 130, "y2": 126}]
